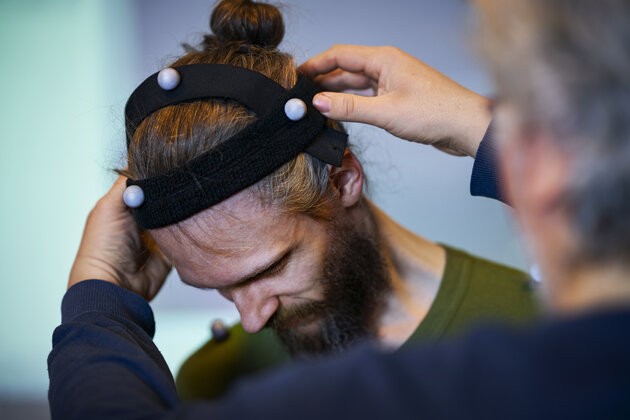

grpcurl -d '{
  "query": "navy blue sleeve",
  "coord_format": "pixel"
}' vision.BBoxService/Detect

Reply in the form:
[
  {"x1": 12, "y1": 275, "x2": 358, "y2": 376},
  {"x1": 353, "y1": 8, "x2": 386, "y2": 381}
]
[
  {"x1": 470, "y1": 121, "x2": 504, "y2": 203},
  {"x1": 48, "y1": 280, "x2": 629, "y2": 419},
  {"x1": 49, "y1": 280, "x2": 488, "y2": 419},
  {"x1": 48, "y1": 280, "x2": 179, "y2": 418}
]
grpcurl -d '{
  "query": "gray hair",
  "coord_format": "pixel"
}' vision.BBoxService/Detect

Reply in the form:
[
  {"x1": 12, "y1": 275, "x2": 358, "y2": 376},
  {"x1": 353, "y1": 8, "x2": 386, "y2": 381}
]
[{"x1": 476, "y1": 0, "x2": 630, "y2": 265}]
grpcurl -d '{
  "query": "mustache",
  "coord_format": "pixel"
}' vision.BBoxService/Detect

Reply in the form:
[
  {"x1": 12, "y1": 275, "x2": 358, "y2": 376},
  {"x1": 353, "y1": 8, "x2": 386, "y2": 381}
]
[{"x1": 267, "y1": 300, "x2": 328, "y2": 330}]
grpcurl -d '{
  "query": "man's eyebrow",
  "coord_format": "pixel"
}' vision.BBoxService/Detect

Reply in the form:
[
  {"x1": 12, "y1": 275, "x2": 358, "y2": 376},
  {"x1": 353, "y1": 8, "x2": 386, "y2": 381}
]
[
  {"x1": 235, "y1": 246, "x2": 294, "y2": 285},
  {"x1": 180, "y1": 247, "x2": 294, "y2": 291}
]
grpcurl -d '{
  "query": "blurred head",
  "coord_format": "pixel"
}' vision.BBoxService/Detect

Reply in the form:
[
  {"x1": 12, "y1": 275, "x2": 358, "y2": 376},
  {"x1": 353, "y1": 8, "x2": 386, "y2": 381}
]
[
  {"x1": 122, "y1": 0, "x2": 390, "y2": 356},
  {"x1": 476, "y1": 0, "x2": 630, "y2": 303}
]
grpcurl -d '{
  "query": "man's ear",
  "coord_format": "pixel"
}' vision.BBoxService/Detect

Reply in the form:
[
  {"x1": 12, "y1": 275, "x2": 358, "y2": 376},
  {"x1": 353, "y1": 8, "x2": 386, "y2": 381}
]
[{"x1": 329, "y1": 149, "x2": 364, "y2": 208}]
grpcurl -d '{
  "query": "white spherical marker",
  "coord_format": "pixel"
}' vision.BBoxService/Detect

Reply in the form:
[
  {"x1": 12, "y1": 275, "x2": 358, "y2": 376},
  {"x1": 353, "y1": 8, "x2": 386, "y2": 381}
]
[
  {"x1": 123, "y1": 185, "x2": 145, "y2": 208},
  {"x1": 284, "y1": 98, "x2": 307, "y2": 121},
  {"x1": 157, "y1": 68, "x2": 181, "y2": 91}
]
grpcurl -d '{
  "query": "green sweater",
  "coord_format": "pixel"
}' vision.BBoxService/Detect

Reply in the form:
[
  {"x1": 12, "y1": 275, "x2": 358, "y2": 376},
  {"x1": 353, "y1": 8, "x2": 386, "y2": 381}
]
[{"x1": 176, "y1": 245, "x2": 540, "y2": 400}]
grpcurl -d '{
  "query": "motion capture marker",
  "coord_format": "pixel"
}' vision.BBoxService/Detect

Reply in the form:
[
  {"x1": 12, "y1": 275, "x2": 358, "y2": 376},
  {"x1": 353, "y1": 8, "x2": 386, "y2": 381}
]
[
  {"x1": 529, "y1": 264, "x2": 542, "y2": 283},
  {"x1": 157, "y1": 67, "x2": 181, "y2": 90},
  {"x1": 211, "y1": 319, "x2": 230, "y2": 342},
  {"x1": 123, "y1": 185, "x2": 145, "y2": 208},
  {"x1": 284, "y1": 98, "x2": 307, "y2": 121}
]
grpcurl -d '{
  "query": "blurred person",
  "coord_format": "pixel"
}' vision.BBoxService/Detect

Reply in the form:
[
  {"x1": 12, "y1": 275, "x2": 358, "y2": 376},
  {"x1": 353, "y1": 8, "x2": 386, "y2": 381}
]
[{"x1": 48, "y1": 0, "x2": 630, "y2": 419}]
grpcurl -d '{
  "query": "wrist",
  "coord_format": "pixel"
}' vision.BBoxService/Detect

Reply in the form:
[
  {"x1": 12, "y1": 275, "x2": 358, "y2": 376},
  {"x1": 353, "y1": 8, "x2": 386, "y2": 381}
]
[
  {"x1": 68, "y1": 255, "x2": 122, "y2": 290},
  {"x1": 464, "y1": 95, "x2": 493, "y2": 158},
  {"x1": 449, "y1": 93, "x2": 492, "y2": 158}
]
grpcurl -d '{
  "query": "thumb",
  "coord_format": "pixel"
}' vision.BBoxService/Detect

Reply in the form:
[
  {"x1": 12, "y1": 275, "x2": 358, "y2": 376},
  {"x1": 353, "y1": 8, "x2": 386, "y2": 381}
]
[
  {"x1": 103, "y1": 175, "x2": 130, "y2": 211},
  {"x1": 313, "y1": 92, "x2": 387, "y2": 128}
]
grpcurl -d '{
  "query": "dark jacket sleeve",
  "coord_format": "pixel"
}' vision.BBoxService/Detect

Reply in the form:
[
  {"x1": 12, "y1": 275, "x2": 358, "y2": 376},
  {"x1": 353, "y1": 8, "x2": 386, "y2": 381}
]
[
  {"x1": 48, "y1": 280, "x2": 630, "y2": 419},
  {"x1": 470, "y1": 122, "x2": 504, "y2": 203},
  {"x1": 47, "y1": 280, "x2": 179, "y2": 418},
  {"x1": 48, "y1": 280, "x2": 481, "y2": 420}
]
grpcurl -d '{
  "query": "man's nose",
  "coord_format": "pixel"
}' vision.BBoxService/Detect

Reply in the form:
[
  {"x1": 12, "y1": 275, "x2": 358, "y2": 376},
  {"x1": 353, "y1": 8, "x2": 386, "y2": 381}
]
[{"x1": 230, "y1": 284, "x2": 279, "y2": 333}]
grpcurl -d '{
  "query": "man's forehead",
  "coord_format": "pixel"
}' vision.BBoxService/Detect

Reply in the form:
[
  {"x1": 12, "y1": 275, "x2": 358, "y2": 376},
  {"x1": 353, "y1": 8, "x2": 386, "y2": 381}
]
[
  {"x1": 183, "y1": 196, "x2": 297, "y2": 253},
  {"x1": 153, "y1": 193, "x2": 306, "y2": 280}
]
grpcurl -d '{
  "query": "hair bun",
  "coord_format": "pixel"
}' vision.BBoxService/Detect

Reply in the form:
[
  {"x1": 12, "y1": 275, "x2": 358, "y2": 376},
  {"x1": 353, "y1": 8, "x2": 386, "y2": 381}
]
[{"x1": 210, "y1": 0, "x2": 284, "y2": 49}]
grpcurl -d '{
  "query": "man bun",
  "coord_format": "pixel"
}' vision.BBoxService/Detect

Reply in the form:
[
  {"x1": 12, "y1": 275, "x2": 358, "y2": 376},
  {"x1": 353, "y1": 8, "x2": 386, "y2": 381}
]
[{"x1": 209, "y1": 0, "x2": 284, "y2": 49}]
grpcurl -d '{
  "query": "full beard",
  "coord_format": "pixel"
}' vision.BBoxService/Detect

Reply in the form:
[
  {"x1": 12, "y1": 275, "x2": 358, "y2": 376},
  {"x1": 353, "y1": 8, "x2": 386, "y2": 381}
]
[{"x1": 268, "y1": 221, "x2": 391, "y2": 358}]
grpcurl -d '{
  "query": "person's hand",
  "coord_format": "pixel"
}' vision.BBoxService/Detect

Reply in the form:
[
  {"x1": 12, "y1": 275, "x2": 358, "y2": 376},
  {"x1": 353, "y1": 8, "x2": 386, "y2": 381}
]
[
  {"x1": 300, "y1": 45, "x2": 493, "y2": 157},
  {"x1": 68, "y1": 176, "x2": 171, "y2": 301}
]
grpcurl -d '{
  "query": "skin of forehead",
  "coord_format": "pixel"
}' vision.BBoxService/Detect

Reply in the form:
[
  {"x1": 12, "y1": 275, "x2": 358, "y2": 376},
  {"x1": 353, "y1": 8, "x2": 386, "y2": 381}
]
[{"x1": 150, "y1": 189, "x2": 328, "y2": 288}]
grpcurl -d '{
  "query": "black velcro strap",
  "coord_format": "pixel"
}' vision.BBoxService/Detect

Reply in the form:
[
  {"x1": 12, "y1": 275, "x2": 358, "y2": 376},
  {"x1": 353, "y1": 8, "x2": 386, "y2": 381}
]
[
  {"x1": 126, "y1": 75, "x2": 346, "y2": 229},
  {"x1": 125, "y1": 64, "x2": 287, "y2": 146}
]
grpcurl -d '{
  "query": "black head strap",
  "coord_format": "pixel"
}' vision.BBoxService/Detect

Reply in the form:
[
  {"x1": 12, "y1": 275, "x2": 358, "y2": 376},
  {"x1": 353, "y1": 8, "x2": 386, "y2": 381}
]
[{"x1": 124, "y1": 64, "x2": 347, "y2": 229}]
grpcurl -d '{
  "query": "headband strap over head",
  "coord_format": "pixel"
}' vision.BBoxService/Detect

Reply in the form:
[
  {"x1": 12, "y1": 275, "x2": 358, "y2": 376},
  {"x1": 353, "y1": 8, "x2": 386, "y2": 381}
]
[{"x1": 124, "y1": 64, "x2": 348, "y2": 230}]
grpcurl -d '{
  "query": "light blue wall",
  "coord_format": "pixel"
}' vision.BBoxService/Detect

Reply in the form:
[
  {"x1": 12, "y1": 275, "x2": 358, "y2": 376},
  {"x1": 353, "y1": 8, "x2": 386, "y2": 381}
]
[
  {"x1": 0, "y1": 0, "x2": 526, "y2": 412},
  {"x1": 0, "y1": 0, "x2": 136, "y2": 405}
]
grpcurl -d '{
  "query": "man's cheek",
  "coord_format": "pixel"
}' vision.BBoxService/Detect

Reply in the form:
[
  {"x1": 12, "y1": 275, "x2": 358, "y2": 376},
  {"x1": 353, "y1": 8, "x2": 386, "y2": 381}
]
[{"x1": 276, "y1": 275, "x2": 326, "y2": 302}]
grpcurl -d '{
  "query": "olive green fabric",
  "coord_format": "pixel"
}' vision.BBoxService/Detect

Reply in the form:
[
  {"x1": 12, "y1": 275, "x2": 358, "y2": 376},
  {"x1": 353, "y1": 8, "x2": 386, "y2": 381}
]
[
  {"x1": 176, "y1": 245, "x2": 540, "y2": 400},
  {"x1": 176, "y1": 323, "x2": 291, "y2": 401},
  {"x1": 403, "y1": 245, "x2": 539, "y2": 344}
]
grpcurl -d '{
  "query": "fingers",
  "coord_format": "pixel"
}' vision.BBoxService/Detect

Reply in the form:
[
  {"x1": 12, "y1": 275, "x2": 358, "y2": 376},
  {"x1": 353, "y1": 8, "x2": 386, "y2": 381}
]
[
  {"x1": 313, "y1": 69, "x2": 374, "y2": 93},
  {"x1": 300, "y1": 44, "x2": 387, "y2": 81},
  {"x1": 104, "y1": 175, "x2": 129, "y2": 210},
  {"x1": 313, "y1": 91, "x2": 389, "y2": 128},
  {"x1": 110, "y1": 175, "x2": 128, "y2": 194}
]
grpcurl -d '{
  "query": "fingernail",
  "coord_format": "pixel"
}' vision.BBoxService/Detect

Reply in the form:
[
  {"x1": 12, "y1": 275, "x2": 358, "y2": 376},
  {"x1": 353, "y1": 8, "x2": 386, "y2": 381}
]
[{"x1": 313, "y1": 93, "x2": 331, "y2": 113}]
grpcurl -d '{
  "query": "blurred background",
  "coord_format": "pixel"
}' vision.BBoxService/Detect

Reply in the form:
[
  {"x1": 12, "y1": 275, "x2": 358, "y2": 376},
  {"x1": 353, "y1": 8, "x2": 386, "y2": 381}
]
[{"x1": 0, "y1": 0, "x2": 527, "y2": 418}]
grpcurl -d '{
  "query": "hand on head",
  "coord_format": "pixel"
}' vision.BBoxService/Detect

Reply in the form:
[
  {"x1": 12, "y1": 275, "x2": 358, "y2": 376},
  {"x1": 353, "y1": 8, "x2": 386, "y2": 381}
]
[
  {"x1": 300, "y1": 45, "x2": 493, "y2": 157},
  {"x1": 68, "y1": 176, "x2": 171, "y2": 301}
]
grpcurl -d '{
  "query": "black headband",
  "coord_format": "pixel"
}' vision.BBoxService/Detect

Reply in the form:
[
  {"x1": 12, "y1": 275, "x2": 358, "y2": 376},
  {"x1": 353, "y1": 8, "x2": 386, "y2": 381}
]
[{"x1": 123, "y1": 64, "x2": 348, "y2": 230}]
